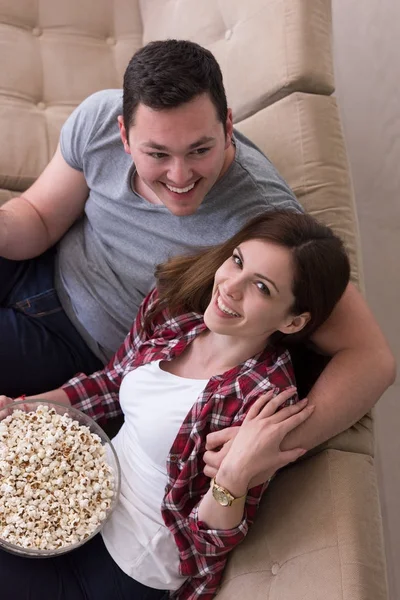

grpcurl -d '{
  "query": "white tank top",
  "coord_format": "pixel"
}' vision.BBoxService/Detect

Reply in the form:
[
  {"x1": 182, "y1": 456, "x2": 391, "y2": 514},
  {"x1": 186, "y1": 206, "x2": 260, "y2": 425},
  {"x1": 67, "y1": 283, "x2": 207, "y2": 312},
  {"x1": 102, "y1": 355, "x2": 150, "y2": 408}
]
[{"x1": 101, "y1": 360, "x2": 208, "y2": 590}]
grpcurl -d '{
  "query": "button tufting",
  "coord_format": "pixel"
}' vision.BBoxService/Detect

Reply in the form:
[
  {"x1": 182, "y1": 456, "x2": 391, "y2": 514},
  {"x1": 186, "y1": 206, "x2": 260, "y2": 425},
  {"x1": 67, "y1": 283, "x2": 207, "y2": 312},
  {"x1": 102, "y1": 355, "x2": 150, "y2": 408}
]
[
  {"x1": 106, "y1": 37, "x2": 116, "y2": 46},
  {"x1": 37, "y1": 102, "x2": 46, "y2": 110},
  {"x1": 32, "y1": 27, "x2": 42, "y2": 37},
  {"x1": 225, "y1": 29, "x2": 233, "y2": 41},
  {"x1": 271, "y1": 563, "x2": 280, "y2": 575}
]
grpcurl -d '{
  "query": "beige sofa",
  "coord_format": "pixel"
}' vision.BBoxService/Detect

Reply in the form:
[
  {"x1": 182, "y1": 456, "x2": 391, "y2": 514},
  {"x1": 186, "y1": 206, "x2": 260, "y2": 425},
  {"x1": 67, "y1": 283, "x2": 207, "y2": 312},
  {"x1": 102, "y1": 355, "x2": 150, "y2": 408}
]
[{"x1": 0, "y1": 1, "x2": 388, "y2": 598}]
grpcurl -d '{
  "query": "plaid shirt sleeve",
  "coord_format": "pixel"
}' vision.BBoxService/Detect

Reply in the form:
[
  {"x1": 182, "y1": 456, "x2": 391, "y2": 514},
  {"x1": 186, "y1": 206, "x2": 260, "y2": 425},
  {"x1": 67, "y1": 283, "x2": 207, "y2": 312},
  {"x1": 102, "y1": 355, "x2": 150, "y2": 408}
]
[
  {"x1": 186, "y1": 505, "x2": 249, "y2": 556},
  {"x1": 61, "y1": 288, "x2": 159, "y2": 424},
  {"x1": 183, "y1": 479, "x2": 268, "y2": 558}
]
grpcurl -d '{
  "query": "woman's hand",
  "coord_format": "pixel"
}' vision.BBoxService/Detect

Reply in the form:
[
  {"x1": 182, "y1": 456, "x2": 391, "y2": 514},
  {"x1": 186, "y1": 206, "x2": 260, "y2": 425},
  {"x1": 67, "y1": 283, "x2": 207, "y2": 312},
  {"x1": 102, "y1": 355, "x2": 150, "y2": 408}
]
[
  {"x1": 214, "y1": 388, "x2": 315, "y2": 494},
  {"x1": 0, "y1": 394, "x2": 18, "y2": 419},
  {"x1": 0, "y1": 395, "x2": 12, "y2": 406}
]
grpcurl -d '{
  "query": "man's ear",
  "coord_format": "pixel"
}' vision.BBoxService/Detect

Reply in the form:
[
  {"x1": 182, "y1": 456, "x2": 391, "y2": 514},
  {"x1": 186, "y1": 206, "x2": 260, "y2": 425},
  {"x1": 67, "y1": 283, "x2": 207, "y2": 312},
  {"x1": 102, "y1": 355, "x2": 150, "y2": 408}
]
[
  {"x1": 118, "y1": 116, "x2": 131, "y2": 155},
  {"x1": 224, "y1": 108, "x2": 234, "y2": 149},
  {"x1": 279, "y1": 312, "x2": 311, "y2": 335}
]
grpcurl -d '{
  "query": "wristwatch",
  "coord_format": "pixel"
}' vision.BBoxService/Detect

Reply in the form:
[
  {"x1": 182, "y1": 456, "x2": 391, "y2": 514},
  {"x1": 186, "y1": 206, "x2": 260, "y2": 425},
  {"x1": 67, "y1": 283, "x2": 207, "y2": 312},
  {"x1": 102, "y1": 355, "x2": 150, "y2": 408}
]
[{"x1": 210, "y1": 478, "x2": 247, "y2": 507}]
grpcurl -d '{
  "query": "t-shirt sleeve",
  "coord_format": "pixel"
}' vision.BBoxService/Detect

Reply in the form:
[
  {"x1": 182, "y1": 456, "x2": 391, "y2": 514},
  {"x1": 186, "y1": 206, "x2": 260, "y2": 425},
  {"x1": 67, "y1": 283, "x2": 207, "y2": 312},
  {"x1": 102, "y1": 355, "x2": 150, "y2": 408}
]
[{"x1": 59, "y1": 90, "x2": 118, "y2": 172}]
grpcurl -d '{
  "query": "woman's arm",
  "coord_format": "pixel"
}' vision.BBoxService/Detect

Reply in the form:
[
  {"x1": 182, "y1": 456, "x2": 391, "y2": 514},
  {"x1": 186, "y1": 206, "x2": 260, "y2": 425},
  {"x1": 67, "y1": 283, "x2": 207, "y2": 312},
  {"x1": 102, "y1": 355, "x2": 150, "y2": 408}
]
[
  {"x1": 0, "y1": 289, "x2": 160, "y2": 424},
  {"x1": 197, "y1": 389, "x2": 313, "y2": 530},
  {"x1": 60, "y1": 288, "x2": 160, "y2": 422},
  {"x1": 26, "y1": 388, "x2": 71, "y2": 406}
]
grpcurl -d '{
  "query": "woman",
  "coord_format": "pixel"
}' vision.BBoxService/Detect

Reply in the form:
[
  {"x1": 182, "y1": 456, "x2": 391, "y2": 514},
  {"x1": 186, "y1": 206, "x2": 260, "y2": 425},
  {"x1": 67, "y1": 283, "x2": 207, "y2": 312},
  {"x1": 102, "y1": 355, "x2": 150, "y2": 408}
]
[{"x1": 0, "y1": 211, "x2": 350, "y2": 600}]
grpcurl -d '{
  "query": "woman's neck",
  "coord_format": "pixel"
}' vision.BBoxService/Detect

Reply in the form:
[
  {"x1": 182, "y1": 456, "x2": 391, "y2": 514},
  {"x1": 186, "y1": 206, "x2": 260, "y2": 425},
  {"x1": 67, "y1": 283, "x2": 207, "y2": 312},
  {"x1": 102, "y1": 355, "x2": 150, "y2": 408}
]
[
  {"x1": 195, "y1": 330, "x2": 268, "y2": 373},
  {"x1": 162, "y1": 329, "x2": 268, "y2": 380}
]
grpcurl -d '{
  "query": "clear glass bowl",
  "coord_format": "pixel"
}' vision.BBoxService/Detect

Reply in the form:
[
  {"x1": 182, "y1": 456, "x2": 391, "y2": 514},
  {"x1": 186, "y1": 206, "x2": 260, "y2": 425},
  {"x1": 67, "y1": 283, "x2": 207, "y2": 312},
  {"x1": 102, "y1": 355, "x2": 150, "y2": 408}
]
[{"x1": 0, "y1": 399, "x2": 121, "y2": 558}]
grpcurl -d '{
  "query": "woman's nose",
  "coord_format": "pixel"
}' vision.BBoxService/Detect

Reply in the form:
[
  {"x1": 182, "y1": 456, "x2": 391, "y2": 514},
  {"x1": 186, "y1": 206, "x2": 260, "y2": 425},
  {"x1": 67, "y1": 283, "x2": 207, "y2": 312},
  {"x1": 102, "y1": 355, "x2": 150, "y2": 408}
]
[{"x1": 223, "y1": 277, "x2": 243, "y2": 300}]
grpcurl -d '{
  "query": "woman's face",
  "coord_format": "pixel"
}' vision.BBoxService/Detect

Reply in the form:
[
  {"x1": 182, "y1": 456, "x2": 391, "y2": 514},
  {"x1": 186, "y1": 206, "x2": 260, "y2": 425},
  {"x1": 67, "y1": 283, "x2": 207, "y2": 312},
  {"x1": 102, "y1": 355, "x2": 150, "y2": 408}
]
[{"x1": 203, "y1": 239, "x2": 310, "y2": 345}]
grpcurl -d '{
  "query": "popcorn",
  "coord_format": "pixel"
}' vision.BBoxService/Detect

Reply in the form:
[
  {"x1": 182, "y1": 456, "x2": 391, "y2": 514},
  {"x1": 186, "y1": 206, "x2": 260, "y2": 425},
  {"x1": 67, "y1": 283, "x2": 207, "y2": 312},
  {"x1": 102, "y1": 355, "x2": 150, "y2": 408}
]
[{"x1": 0, "y1": 405, "x2": 115, "y2": 551}]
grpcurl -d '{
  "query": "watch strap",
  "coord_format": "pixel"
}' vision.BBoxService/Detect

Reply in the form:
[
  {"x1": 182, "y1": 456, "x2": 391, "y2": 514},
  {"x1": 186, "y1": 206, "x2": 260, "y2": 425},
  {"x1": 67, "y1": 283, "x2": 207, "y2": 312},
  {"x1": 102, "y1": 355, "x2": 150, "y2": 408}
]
[{"x1": 211, "y1": 477, "x2": 247, "y2": 506}]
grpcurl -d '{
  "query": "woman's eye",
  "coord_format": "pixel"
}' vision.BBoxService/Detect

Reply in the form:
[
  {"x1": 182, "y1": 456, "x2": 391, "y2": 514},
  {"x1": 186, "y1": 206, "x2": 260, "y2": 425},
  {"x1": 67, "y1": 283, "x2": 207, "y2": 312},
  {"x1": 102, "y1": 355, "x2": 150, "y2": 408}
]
[
  {"x1": 232, "y1": 254, "x2": 242, "y2": 267},
  {"x1": 149, "y1": 152, "x2": 168, "y2": 159},
  {"x1": 256, "y1": 281, "x2": 271, "y2": 296}
]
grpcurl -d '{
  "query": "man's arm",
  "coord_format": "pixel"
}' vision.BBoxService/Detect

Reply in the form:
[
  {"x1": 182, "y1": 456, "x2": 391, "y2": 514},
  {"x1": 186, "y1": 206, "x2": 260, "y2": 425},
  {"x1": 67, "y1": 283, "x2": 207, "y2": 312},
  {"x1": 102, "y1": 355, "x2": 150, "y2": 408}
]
[
  {"x1": 280, "y1": 282, "x2": 396, "y2": 451},
  {"x1": 0, "y1": 145, "x2": 88, "y2": 260}
]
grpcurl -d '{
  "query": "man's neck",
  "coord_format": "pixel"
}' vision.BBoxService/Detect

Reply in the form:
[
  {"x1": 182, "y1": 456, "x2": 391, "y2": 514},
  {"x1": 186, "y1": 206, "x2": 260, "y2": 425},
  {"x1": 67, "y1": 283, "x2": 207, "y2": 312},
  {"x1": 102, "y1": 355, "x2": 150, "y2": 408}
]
[{"x1": 217, "y1": 139, "x2": 236, "y2": 181}]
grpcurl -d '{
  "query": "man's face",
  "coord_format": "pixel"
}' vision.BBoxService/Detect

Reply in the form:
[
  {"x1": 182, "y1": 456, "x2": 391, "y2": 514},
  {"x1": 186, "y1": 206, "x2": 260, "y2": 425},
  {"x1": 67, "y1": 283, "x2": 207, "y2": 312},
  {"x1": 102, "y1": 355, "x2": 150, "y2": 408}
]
[{"x1": 118, "y1": 94, "x2": 234, "y2": 216}]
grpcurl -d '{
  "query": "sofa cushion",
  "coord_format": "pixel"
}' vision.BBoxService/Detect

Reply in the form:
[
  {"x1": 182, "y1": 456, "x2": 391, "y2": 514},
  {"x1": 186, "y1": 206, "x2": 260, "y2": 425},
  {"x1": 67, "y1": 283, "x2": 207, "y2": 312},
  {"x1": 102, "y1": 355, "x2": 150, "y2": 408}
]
[
  {"x1": 0, "y1": 0, "x2": 143, "y2": 191},
  {"x1": 236, "y1": 92, "x2": 363, "y2": 289},
  {"x1": 216, "y1": 449, "x2": 388, "y2": 600}
]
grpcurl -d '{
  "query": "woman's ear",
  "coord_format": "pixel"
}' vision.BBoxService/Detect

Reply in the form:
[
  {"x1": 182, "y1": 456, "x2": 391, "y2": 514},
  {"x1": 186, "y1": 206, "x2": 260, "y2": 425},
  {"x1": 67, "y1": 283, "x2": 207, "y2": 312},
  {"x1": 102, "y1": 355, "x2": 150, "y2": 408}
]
[{"x1": 279, "y1": 312, "x2": 311, "y2": 335}]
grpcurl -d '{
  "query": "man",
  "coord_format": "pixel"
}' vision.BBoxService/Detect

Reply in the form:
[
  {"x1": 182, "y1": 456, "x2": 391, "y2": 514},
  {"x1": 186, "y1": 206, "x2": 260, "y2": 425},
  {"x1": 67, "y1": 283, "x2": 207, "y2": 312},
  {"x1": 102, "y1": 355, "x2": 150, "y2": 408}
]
[{"x1": 0, "y1": 40, "x2": 395, "y2": 452}]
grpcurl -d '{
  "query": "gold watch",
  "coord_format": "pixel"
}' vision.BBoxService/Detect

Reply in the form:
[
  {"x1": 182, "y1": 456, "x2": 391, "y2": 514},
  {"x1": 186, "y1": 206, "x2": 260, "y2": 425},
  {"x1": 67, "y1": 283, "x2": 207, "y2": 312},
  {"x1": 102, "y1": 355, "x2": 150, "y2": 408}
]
[{"x1": 211, "y1": 478, "x2": 247, "y2": 507}]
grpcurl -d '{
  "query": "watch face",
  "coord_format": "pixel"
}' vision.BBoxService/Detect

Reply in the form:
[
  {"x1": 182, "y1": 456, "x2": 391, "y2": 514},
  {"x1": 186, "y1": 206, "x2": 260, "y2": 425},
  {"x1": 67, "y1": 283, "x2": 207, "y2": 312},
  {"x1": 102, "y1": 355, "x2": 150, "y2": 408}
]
[{"x1": 213, "y1": 486, "x2": 230, "y2": 507}]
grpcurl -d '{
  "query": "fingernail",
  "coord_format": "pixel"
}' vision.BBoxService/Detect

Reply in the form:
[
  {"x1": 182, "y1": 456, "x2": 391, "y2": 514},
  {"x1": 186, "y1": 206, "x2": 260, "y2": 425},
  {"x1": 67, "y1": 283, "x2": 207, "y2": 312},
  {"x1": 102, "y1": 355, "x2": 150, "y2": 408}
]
[{"x1": 299, "y1": 398, "x2": 308, "y2": 404}]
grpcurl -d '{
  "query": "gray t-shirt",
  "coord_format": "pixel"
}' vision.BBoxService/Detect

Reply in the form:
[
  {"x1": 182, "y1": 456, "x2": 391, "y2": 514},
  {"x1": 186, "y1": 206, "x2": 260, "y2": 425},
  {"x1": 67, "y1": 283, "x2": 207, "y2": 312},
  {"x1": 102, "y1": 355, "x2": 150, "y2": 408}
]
[{"x1": 57, "y1": 90, "x2": 301, "y2": 361}]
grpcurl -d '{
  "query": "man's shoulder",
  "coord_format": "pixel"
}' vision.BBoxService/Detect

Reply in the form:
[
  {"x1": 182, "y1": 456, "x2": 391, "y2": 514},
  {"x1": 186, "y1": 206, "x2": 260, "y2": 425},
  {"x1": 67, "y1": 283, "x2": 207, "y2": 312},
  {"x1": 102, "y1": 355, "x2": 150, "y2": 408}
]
[
  {"x1": 232, "y1": 128, "x2": 294, "y2": 192},
  {"x1": 217, "y1": 130, "x2": 302, "y2": 215},
  {"x1": 61, "y1": 89, "x2": 123, "y2": 145},
  {"x1": 74, "y1": 89, "x2": 123, "y2": 122},
  {"x1": 60, "y1": 89, "x2": 124, "y2": 172}
]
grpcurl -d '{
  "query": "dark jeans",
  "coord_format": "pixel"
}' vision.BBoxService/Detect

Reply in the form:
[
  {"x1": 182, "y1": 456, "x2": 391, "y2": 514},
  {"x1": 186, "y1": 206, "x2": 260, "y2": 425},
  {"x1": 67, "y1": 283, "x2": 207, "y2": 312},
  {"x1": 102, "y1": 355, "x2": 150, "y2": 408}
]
[
  {"x1": 0, "y1": 249, "x2": 103, "y2": 397},
  {"x1": 0, "y1": 533, "x2": 168, "y2": 600}
]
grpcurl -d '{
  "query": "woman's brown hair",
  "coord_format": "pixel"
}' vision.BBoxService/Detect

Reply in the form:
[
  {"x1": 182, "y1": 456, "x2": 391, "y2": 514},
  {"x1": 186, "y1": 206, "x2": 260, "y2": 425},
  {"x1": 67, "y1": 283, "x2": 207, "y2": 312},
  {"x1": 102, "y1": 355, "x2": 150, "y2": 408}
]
[{"x1": 146, "y1": 210, "x2": 351, "y2": 342}]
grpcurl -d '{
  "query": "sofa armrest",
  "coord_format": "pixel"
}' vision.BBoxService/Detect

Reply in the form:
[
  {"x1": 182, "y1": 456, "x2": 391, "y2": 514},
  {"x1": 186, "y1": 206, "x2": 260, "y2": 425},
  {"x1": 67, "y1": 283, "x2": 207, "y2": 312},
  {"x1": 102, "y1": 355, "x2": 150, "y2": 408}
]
[{"x1": 216, "y1": 450, "x2": 388, "y2": 600}]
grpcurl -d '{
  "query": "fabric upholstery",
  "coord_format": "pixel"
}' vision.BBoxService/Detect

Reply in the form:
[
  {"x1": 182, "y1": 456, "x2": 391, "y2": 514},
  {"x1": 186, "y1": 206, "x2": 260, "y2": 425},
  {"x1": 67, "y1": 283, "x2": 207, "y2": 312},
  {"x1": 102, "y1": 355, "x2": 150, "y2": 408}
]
[{"x1": 218, "y1": 451, "x2": 388, "y2": 600}]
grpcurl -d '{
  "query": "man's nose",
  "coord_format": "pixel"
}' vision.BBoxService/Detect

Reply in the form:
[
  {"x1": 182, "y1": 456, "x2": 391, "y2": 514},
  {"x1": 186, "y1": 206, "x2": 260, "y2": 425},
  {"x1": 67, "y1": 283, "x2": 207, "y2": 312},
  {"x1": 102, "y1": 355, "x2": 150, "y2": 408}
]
[{"x1": 167, "y1": 159, "x2": 192, "y2": 185}]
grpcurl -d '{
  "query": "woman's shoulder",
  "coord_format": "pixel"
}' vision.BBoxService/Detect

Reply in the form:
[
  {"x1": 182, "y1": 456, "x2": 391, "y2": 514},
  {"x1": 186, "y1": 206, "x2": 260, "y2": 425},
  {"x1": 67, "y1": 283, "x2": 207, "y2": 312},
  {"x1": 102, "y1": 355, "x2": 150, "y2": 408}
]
[{"x1": 234, "y1": 345, "x2": 294, "y2": 398}]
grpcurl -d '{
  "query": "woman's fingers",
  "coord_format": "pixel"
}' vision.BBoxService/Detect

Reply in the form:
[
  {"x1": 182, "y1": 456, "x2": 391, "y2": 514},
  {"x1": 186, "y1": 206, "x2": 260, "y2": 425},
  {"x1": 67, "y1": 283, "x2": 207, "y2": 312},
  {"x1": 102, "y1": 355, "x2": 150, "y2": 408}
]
[
  {"x1": 267, "y1": 397, "x2": 309, "y2": 423},
  {"x1": 203, "y1": 463, "x2": 218, "y2": 479},
  {"x1": 243, "y1": 390, "x2": 275, "y2": 421},
  {"x1": 245, "y1": 387, "x2": 297, "y2": 421},
  {"x1": 0, "y1": 395, "x2": 14, "y2": 420},
  {"x1": 203, "y1": 440, "x2": 232, "y2": 478},
  {"x1": 205, "y1": 427, "x2": 238, "y2": 451},
  {"x1": 276, "y1": 447, "x2": 307, "y2": 469},
  {"x1": 256, "y1": 387, "x2": 298, "y2": 419},
  {"x1": 279, "y1": 404, "x2": 315, "y2": 436}
]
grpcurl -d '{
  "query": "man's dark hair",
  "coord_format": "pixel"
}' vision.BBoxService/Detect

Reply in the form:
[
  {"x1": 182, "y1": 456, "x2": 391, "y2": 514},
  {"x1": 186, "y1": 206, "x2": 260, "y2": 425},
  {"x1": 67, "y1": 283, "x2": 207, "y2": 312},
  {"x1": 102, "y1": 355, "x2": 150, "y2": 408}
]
[{"x1": 122, "y1": 39, "x2": 228, "y2": 136}]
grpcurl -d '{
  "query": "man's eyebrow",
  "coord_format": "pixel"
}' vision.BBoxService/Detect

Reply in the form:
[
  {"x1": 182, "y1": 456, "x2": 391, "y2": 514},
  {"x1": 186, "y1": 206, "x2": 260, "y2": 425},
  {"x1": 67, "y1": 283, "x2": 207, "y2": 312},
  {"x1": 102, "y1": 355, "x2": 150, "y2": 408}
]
[
  {"x1": 188, "y1": 136, "x2": 216, "y2": 149},
  {"x1": 140, "y1": 136, "x2": 216, "y2": 152},
  {"x1": 236, "y1": 247, "x2": 280, "y2": 293}
]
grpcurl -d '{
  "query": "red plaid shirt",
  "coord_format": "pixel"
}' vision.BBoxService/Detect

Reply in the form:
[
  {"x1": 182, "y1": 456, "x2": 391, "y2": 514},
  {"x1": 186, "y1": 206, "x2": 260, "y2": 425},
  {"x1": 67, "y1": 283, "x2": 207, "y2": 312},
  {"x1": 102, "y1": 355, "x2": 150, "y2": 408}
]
[{"x1": 62, "y1": 289, "x2": 296, "y2": 599}]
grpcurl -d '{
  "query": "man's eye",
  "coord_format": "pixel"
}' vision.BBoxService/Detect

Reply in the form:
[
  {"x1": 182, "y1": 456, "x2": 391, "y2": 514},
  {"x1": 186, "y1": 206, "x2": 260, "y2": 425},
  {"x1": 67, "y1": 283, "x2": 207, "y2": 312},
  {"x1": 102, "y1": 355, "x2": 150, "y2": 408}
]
[
  {"x1": 232, "y1": 254, "x2": 242, "y2": 267},
  {"x1": 191, "y1": 148, "x2": 210, "y2": 156},
  {"x1": 148, "y1": 152, "x2": 168, "y2": 159},
  {"x1": 256, "y1": 281, "x2": 271, "y2": 296}
]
